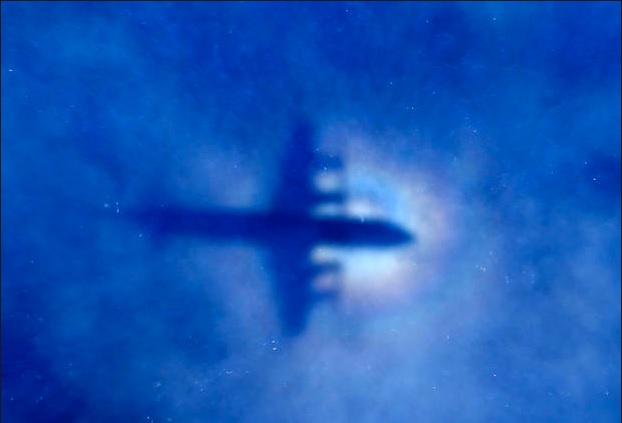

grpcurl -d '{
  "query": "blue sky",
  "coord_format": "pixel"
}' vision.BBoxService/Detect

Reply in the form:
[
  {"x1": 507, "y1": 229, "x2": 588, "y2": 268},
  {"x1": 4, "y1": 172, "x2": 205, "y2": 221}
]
[{"x1": 2, "y1": 2, "x2": 620, "y2": 422}]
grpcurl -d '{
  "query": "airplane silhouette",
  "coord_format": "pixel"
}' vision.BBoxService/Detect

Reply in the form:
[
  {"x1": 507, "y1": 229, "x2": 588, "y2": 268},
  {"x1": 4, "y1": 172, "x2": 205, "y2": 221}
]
[{"x1": 131, "y1": 119, "x2": 413, "y2": 336}]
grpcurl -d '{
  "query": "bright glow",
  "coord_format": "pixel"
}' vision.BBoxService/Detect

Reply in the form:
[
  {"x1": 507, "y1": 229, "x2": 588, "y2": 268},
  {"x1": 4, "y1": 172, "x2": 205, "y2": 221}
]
[{"x1": 315, "y1": 126, "x2": 462, "y2": 316}]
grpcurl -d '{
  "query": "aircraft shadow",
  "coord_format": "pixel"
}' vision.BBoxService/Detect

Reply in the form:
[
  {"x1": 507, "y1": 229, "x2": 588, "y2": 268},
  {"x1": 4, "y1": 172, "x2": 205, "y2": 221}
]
[{"x1": 131, "y1": 118, "x2": 414, "y2": 336}]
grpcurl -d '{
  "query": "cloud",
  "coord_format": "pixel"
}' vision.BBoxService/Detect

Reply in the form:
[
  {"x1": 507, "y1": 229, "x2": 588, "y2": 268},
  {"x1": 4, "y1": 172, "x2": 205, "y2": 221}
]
[{"x1": 2, "y1": 2, "x2": 619, "y2": 422}]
